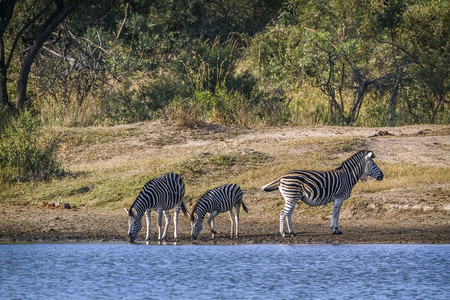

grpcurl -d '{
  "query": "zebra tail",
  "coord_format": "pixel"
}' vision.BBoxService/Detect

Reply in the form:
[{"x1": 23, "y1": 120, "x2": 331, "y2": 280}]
[
  {"x1": 241, "y1": 201, "x2": 249, "y2": 213},
  {"x1": 261, "y1": 178, "x2": 280, "y2": 192},
  {"x1": 181, "y1": 201, "x2": 188, "y2": 217}
]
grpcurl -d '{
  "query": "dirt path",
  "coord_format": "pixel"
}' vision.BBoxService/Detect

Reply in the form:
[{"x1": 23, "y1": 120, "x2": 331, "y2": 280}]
[{"x1": 1, "y1": 123, "x2": 449, "y2": 244}]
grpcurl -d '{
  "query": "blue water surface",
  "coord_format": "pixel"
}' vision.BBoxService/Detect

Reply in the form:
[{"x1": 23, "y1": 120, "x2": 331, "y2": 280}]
[{"x1": 0, "y1": 244, "x2": 449, "y2": 299}]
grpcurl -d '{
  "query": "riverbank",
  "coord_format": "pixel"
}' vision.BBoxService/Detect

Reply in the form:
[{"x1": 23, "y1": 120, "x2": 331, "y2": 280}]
[
  {"x1": 1, "y1": 202, "x2": 448, "y2": 244},
  {"x1": 1, "y1": 121, "x2": 449, "y2": 244}
]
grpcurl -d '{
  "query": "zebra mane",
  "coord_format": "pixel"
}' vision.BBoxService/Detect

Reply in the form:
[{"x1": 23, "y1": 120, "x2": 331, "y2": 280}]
[
  {"x1": 190, "y1": 189, "x2": 212, "y2": 220},
  {"x1": 338, "y1": 150, "x2": 372, "y2": 170},
  {"x1": 127, "y1": 204, "x2": 138, "y2": 216},
  {"x1": 190, "y1": 197, "x2": 202, "y2": 221}
]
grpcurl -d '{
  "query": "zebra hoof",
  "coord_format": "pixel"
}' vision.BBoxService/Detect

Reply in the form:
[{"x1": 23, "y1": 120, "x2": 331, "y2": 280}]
[
  {"x1": 289, "y1": 232, "x2": 297, "y2": 237},
  {"x1": 332, "y1": 230, "x2": 343, "y2": 235},
  {"x1": 281, "y1": 232, "x2": 287, "y2": 237},
  {"x1": 211, "y1": 230, "x2": 217, "y2": 234}
]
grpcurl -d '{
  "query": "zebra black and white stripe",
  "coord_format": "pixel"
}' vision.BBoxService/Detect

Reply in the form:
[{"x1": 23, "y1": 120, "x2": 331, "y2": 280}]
[
  {"x1": 262, "y1": 150, "x2": 383, "y2": 236},
  {"x1": 191, "y1": 183, "x2": 248, "y2": 240},
  {"x1": 124, "y1": 173, "x2": 187, "y2": 242}
]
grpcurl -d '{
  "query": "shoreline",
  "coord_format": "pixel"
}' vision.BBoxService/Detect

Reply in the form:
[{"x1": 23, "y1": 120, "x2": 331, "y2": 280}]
[{"x1": 1, "y1": 205, "x2": 448, "y2": 245}]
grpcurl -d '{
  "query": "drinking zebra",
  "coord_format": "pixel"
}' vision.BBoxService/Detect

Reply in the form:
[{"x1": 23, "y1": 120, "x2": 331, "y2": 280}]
[
  {"x1": 124, "y1": 172, "x2": 187, "y2": 242},
  {"x1": 191, "y1": 183, "x2": 248, "y2": 240},
  {"x1": 262, "y1": 150, "x2": 383, "y2": 236}
]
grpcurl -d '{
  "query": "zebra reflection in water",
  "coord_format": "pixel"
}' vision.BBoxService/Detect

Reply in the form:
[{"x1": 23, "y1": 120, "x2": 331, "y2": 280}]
[{"x1": 262, "y1": 150, "x2": 383, "y2": 236}]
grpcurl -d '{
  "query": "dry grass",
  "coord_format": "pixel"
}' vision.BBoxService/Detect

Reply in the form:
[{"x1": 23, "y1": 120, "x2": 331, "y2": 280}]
[{"x1": 1, "y1": 121, "x2": 449, "y2": 222}]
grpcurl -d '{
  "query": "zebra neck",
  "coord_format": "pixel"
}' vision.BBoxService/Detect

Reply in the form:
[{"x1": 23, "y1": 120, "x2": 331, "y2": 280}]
[
  {"x1": 339, "y1": 162, "x2": 364, "y2": 186},
  {"x1": 130, "y1": 204, "x2": 145, "y2": 218},
  {"x1": 193, "y1": 209, "x2": 206, "y2": 222},
  {"x1": 193, "y1": 202, "x2": 208, "y2": 221},
  {"x1": 134, "y1": 186, "x2": 158, "y2": 213},
  {"x1": 132, "y1": 193, "x2": 155, "y2": 216}
]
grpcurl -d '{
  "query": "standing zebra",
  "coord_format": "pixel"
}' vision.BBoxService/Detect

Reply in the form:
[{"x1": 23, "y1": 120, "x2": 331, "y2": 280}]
[
  {"x1": 262, "y1": 150, "x2": 383, "y2": 236},
  {"x1": 191, "y1": 183, "x2": 248, "y2": 240},
  {"x1": 124, "y1": 173, "x2": 187, "y2": 242}
]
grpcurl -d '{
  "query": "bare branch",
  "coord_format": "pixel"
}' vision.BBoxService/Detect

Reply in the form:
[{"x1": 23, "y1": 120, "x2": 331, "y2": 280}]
[{"x1": 6, "y1": 1, "x2": 53, "y2": 69}]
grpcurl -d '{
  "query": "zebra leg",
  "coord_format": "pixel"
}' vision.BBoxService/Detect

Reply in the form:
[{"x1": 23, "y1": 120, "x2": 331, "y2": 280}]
[
  {"x1": 286, "y1": 213, "x2": 297, "y2": 237},
  {"x1": 280, "y1": 200, "x2": 297, "y2": 237},
  {"x1": 161, "y1": 210, "x2": 170, "y2": 240},
  {"x1": 157, "y1": 209, "x2": 163, "y2": 240},
  {"x1": 235, "y1": 204, "x2": 240, "y2": 238},
  {"x1": 228, "y1": 210, "x2": 235, "y2": 238},
  {"x1": 279, "y1": 212, "x2": 287, "y2": 237},
  {"x1": 207, "y1": 211, "x2": 219, "y2": 239},
  {"x1": 173, "y1": 205, "x2": 181, "y2": 240},
  {"x1": 211, "y1": 218, "x2": 216, "y2": 239},
  {"x1": 330, "y1": 199, "x2": 344, "y2": 235},
  {"x1": 145, "y1": 209, "x2": 152, "y2": 240}
]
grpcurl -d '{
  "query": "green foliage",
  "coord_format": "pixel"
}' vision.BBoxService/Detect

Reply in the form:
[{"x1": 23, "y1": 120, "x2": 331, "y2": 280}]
[
  {"x1": 359, "y1": 98, "x2": 390, "y2": 127},
  {"x1": 244, "y1": 0, "x2": 448, "y2": 126},
  {"x1": 160, "y1": 35, "x2": 291, "y2": 126},
  {"x1": 101, "y1": 75, "x2": 189, "y2": 124},
  {"x1": 2, "y1": 0, "x2": 447, "y2": 127},
  {"x1": 0, "y1": 111, "x2": 63, "y2": 183}
]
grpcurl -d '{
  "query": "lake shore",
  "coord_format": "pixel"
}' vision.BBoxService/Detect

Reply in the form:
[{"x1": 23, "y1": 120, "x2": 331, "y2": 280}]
[{"x1": 1, "y1": 204, "x2": 448, "y2": 244}]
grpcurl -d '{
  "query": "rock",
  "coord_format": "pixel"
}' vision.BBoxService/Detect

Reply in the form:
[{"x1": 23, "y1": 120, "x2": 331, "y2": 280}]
[
  {"x1": 423, "y1": 205, "x2": 435, "y2": 212},
  {"x1": 371, "y1": 130, "x2": 393, "y2": 137},
  {"x1": 55, "y1": 202, "x2": 71, "y2": 209},
  {"x1": 367, "y1": 203, "x2": 377, "y2": 209}
]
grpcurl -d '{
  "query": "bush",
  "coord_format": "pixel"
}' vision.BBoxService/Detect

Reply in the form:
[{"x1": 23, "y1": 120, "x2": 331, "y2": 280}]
[
  {"x1": 0, "y1": 111, "x2": 63, "y2": 183},
  {"x1": 162, "y1": 97, "x2": 205, "y2": 128}
]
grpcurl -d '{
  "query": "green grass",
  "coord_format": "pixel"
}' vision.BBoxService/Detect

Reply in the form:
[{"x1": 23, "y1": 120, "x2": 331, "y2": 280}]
[{"x1": 1, "y1": 122, "x2": 448, "y2": 216}]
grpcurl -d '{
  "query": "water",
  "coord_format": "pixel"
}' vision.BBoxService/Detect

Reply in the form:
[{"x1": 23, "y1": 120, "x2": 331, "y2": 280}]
[{"x1": 0, "y1": 244, "x2": 448, "y2": 299}]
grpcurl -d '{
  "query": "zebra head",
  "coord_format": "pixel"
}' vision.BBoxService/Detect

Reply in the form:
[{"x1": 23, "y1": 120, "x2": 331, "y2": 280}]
[
  {"x1": 363, "y1": 151, "x2": 384, "y2": 181},
  {"x1": 124, "y1": 207, "x2": 142, "y2": 242},
  {"x1": 190, "y1": 213, "x2": 203, "y2": 240}
]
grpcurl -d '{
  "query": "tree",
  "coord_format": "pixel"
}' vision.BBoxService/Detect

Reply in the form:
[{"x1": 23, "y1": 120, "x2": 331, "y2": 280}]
[
  {"x1": 0, "y1": 0, "x2": 16, "y2": 109},
  {"x1": 0, "y1": 0, "x2": 82, "y2": 112},
  {"x1": 15, "y1": 0, "x2": 81, "y2": 111}
]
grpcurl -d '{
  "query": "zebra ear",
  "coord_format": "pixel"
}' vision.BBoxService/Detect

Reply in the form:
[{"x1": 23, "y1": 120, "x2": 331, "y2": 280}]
[
  {"x1": 124, "y1": 208, "x2": 130, "y2": 215},
  {"x1": 131, "y1": 207, "x2": 138, "y2": 215},
  {"x1": 365, "y1": 152, "x2": 374, "y2": 160}
]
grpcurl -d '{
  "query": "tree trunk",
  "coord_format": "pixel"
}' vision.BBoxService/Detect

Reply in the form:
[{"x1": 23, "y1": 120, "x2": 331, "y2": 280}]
[
  {"x1": 0, "y1": 62, "x2": 11, "y2": 109},
  {"x1": 15, "y1": 0, "x2": 80, "y2": 111},
  {"x1": 347, "y1": 82, "x2": 368, "y2": 125},
  {"x1": 0, "y1": 0, "x2": 16, "y2": 110},
  {"x1": 0, "y1": 38, "x2": 10, "y2": 109},
  {"x1": 389, "y1": 66, "x2": 403, "y2": 126}
]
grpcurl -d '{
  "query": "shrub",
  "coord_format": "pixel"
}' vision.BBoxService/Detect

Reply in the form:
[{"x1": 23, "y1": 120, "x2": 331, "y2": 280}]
[
  {"x1": 162, "y1": 97, "x2": 205, "y2": 128},
  {"x1": 0, "y1": 111, "x2": 63, "y2": 183}
]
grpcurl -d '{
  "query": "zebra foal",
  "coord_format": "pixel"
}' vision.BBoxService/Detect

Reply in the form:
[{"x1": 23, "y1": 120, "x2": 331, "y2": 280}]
[
  {"x1": 191, "y1": 183, "x2": 248, "y2": 240},
  {"x1": 124, "y1": 173, "x2": 187, "y2": 242},
  {"x1": 262, "y1": 150, "x2": 383, "y2": 236}
]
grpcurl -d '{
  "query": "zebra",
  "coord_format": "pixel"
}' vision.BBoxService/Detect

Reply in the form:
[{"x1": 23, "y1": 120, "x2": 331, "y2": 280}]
[
  {"x1": 191, "y1": 183, "x2": 248, "y2": 240},
  {"x1": 261, "y1": 150, "x2": 383, "y2": 236},
  {"x1": 124, "y1": 172, "x2": 187, "y2": 242}
]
